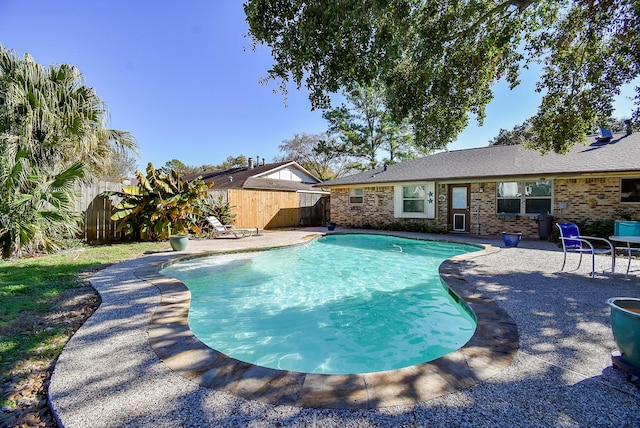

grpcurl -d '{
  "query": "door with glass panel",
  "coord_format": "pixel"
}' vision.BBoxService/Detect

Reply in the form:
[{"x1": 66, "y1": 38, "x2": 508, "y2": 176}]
[{"x1": 449, "y1": 185, "x2": 470, "y2": 232}]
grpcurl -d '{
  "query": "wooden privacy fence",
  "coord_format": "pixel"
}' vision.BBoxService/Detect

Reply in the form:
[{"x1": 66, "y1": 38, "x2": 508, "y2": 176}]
[
  {"x1": 76, "y1": 183, "x2": 330, "y2": 244},
  {"x1": 75, "y1": 180, "x2": 127, "y2": 244},
  {"x1": 227, "y1": 189, "x2": 328, "y2": 229}
]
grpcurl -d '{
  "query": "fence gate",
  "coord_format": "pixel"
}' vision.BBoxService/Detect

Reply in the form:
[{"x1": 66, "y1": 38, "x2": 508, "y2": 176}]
[{"x1": 76, "y1": 181, "x2": 127, "y2": 244}]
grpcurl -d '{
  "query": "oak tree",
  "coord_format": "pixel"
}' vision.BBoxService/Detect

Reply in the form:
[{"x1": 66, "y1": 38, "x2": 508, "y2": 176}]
[{"x1": 244, "y1": 0, "x2": 640, "y2": 154}]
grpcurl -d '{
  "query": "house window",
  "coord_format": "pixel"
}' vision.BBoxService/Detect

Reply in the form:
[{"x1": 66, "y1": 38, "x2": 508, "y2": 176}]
[
  {"x1": 497, "y1": 180, "x2": 552, "y2": 215},
  {"x1": 394, "y1": 182, "x2": 435, "y2": 218},
  {"x1": 403, "y1": 185, "x2": 426, "y2": 212},
  {"x1": 349, "y1": 188, "x2": 364, "y2": 204},
  {"x1": 621, "y1": 178, "x2": 640, "y2": 203}
]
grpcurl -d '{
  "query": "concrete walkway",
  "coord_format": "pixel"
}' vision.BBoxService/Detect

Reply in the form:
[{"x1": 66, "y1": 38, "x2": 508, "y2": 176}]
[{"x1": 49, "y1": 229, "x2": 640, "y2": 427}]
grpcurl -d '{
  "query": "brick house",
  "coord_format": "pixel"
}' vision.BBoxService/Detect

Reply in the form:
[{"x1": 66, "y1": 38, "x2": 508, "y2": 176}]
[{"x1": 319, "y1": 132, "x2": 640, "y2": 239}]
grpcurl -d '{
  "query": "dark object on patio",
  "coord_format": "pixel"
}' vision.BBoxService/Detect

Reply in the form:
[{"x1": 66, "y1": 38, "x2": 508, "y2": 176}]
[
  {"x1": 536, "y1": 213, "x2": 554, "y2": 239},
  {"x1": 556, "y1": 222, "x2": 615, "y2": 278}
]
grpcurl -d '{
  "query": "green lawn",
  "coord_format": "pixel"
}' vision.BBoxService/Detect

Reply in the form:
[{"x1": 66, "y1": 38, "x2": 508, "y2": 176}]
[{"x1": 0, "y1": 241, "x2": 168, "y2": 409}]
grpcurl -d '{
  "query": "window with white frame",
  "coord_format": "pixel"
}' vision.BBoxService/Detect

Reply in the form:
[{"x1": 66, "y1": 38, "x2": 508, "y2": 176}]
[
  {"x1": 394, "y1": 183, "x2": 435, "y2": 218},
  {"x1": 349, "y1": 188, "x2": 364, "y2": 204},
  {"x1": 497, "y1": 180, "x2": 552, "y2": 215}
]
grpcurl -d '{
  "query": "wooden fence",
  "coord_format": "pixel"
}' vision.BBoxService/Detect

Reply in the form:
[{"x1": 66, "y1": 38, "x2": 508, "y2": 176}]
[
  {"x1": 75, "y1": 180, "x2": 127, "y2": 244},
  {"x1": 228, "y1": 189, "x2": 328, "y2": 229},
  {"x1": 76, "y1": 183, "x2": 330, "y2": 244}
]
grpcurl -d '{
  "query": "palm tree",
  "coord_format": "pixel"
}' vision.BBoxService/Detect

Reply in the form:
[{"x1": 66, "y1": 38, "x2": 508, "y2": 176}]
[
  {"x1": 0, "y1": 45, "x2": 137, "y2": 177},
  {"x1": 0, "y1": 150, "x2": 84, "y2": 258},
  {"x1": 0, "y1": 44, "x2": 138, "y2": 257}
]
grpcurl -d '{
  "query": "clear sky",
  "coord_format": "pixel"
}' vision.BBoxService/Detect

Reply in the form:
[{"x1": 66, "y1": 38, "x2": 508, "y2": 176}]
[{"x1": 1, "y1": 1, "x2": 636, "y2": 170}]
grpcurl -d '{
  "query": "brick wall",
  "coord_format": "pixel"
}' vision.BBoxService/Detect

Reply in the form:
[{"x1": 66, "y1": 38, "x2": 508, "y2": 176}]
[
  {"x1": 330, "y1": 187, "x2": 396, "y2": 227},
  {"x1": 330, "y1": 177, "x2": 640, "y2": 238}
]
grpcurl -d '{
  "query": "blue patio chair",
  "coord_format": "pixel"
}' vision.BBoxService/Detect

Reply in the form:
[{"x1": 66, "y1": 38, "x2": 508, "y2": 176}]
[{"x1": 556, "y1": 222, "x2": 615, "y2": 278}]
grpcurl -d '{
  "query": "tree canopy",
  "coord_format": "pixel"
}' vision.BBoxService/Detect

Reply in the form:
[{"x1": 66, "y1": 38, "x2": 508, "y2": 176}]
[
  {"x1": 274, "y1": 132, "x2": 357, "y2": 179},
  {"x1": 244, "y1": 0, "x2": 640, "y2": 154},
  {"x1": 162, "y1": 155, "x2": 249, "y2": 176},
  {"x1": 323, "y1": 82, "x2": 427, "y2": 169}
]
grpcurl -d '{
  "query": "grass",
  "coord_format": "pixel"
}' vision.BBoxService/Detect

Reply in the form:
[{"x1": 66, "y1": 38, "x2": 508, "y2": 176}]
[{"x1": 0, "y1": 241, "x2": 168, "y2": 412}]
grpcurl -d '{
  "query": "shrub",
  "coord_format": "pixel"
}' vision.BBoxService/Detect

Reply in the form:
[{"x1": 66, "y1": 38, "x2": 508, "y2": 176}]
[{"x1": 105, "y1": 163, "x2": 212, "y2": 241}]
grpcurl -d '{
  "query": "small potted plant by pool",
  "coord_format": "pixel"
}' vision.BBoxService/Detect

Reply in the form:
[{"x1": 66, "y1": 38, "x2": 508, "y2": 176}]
[
  {"x1": 327, "y1": 222, "x2": 336, "y2": 231},
  {"x1": 169, "y1": 234, "x2": 190, "y2": 251},
  {"x1": 502, "y1": 232, "x2": 522, "y2": 247}
]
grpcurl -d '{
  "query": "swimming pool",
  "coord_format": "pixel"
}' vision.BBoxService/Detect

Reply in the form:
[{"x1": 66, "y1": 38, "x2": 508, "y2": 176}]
[{"x1": 160, "y1": 234, "x2": 481, "y2": 374}]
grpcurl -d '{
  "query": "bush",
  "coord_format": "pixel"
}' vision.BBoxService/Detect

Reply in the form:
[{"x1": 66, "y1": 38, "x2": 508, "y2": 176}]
[{"x1": 344, "y1": 220, "x2": 447, "y2": 234}]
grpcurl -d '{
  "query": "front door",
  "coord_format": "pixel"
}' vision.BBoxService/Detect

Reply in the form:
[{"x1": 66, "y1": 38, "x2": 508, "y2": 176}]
[{"x1": 449, "y1": 185, "x2": 470, "y2": 233}]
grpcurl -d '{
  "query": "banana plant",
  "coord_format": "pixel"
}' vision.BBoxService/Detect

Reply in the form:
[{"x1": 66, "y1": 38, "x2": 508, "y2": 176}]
[{"x1": 105, "y1": 163, "x2": 213, "y2": 241}]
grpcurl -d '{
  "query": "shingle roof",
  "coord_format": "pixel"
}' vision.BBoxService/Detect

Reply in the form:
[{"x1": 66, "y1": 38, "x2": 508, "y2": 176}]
[
  {"x1": 185, "y1": 161, "x2": 324, "y2": 192},
  {"x1": 320, "y1": 132, "x2": 640, "y2": 187}
]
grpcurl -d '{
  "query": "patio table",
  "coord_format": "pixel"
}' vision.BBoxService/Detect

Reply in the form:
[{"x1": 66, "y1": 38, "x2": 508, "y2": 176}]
[{"x1": 609, "y1": 235, "x2": 640, "y2": 278}]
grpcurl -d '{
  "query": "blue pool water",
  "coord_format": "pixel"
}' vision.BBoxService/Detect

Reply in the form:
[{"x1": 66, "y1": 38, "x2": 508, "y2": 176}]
[{"x1": 160, "y1": 234, "x2": 480, "y2": 374}]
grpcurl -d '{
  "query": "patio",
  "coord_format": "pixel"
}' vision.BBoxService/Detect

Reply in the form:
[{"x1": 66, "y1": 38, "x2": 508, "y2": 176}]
[{"x1": 49, "y1": 229, "x2": 640, "y2": 427}]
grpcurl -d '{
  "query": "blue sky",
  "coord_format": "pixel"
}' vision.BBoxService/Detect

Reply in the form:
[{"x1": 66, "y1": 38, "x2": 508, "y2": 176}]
[{"x1": 1, "y1": 1, "x2": 636, "y2": 170}]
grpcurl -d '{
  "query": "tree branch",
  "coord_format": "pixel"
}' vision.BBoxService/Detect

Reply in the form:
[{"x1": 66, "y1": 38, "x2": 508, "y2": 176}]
[{"x1": 443, "y1": 0, "x2": 536, "y2": 43}]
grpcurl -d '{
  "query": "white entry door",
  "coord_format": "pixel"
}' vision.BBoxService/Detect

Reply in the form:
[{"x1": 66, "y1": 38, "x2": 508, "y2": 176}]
[{"x1": 450, "y1": 185, "x2": 470, "y2": 232}]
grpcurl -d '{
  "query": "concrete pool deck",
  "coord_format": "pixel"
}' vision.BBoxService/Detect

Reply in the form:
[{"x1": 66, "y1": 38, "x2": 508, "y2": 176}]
[{"x1": 49, "y1": 228, "x2": 640, "y2": 427}]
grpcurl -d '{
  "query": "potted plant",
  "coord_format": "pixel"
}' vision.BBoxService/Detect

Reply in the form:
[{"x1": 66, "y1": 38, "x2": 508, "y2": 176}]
[
  {"x1": 327, "y1": 221, "x2": 336, "y2": 231},
  {"x1": 501, "y1": 232, "x2": 522, "y2": 247},
  {"x1": 169, "y1": 234, "x2": 190, "y2": 251},
  {"x1": 607, "y1": 297, "x2": 640, "y2": 371},
  {"x1": 106, "y1": 163, "x2": 213, "y2": 251}
]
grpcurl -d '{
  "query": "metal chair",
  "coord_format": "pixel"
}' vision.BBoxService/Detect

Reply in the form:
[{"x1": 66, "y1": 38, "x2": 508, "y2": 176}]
[{"x1": 556, "y1": 222, "x2": 615, "y2": 278}]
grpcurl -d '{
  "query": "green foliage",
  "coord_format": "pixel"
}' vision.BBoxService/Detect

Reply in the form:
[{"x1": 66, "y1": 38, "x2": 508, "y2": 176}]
[
  {"x1": 162, "y1": 155, "x2": 249, "y2": 177},
  {"x1": 191, "y1": 196, "x2": 237, "y2": 237},
  {"x1": 0, "y1": 150, "x2": 85, "y2": 259},
  {"x1": 613, "y1": 205, "x2": 640, "y2": 221},
  {"x1": 345, "y1": 220, "x2": 447, "y2": 234},
  {"x1": 0, "y1": 44, "x2": 137, "y2": 180},
  {"x1": 323, "y1": 82, "x2": 426, "y2": 169},
  {"x1": 0, "y1": 45, "x2": 137, "y2": 259},
  {"x1": 574, "y1": 218, "x2": 615, "y2": 239},
  {"x1": 275, "y1": 132, "x2": 358, "y2": 179},
  {"x1": 105, "y1": 163, "x2": 213, "y2": 241},
  {"x1": 489, "y1": 119, "x2": 534, "y2": 146},
  {"x1": 245, "y1": 1, "x2": 640, "y2": 154},
  {"x1": 207, "y1": 197, "x2": 235, "y2": 226}
]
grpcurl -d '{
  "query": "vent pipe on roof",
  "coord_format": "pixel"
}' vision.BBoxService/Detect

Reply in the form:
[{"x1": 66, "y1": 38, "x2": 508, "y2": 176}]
[
  {"x1": 248, "y1": 158, "x2": 254, "y2": 169},
  {"x1": 261, "y1": 157, "x2": 265, "y2": 166}
]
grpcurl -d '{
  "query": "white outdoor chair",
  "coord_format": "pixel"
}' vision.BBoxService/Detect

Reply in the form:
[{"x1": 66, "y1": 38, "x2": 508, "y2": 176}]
[{"x1": 206, "y1": 216, "x2": 254, "y2": 239}]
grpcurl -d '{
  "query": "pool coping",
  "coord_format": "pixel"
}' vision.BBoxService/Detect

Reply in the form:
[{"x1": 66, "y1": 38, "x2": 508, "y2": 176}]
[{"x1": 140, "y1": 235, "x2": 518, "y2": 409}]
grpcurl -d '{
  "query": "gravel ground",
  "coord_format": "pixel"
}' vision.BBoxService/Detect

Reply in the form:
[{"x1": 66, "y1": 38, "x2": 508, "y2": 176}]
[{"x1": 49, "y1": 229, "x2": 640, "y2": 427}]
